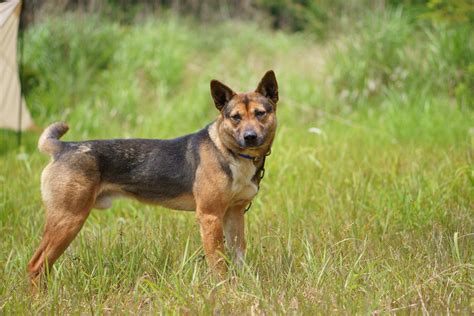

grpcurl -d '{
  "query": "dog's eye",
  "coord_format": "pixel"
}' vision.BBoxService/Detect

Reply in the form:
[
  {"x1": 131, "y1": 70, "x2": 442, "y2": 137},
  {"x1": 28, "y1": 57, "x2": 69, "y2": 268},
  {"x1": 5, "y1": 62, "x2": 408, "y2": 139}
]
[
  {"x1": 255, "y1": 110, "x2": 266, "y2": 118},
  {"x1": 231, "y1": 114, "x2": 241, "y2": 122}
]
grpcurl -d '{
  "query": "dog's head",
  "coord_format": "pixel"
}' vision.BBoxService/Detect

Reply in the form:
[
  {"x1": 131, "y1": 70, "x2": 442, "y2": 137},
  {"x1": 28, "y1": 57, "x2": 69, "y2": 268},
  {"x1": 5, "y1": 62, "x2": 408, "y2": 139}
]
[{"x1": 211, "y1": 70, "x2": 278, "y2": 157}]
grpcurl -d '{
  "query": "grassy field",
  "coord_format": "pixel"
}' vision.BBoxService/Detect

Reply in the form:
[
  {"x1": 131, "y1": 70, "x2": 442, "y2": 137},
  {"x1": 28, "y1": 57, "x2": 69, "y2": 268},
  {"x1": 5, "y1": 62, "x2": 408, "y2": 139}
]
[{"x1": 0, "y1": 10, "x2": 473, "y2": 314}]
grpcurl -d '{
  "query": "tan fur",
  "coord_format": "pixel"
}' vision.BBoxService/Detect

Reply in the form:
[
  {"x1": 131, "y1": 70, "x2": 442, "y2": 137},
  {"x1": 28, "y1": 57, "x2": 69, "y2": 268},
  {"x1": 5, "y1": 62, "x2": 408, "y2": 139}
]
[
  {"x1": 193, "y1": 140, "x2": 231, "y2": 275},
  {"x1": 28, "y1": 156, "x2": 99, "y2": 291},
  {"x1": 224, "y1": 205, "x2": 246, "y2": 267},
  {"x1": 196, "y1": 120, "x2": 264, "y2": 274},
  {"x1": 217, "y1": 94, "x2": 277, "y2": 158},
  {"x1": 196, "y1": 76, "x2": 278, "y2": 273}
]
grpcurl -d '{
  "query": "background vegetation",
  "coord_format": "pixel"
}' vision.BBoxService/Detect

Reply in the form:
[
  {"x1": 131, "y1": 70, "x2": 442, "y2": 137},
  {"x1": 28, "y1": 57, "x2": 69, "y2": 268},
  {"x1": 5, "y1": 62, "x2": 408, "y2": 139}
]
[{"x1": 1, "y1": 0, "x2": 473, "y2": 313}]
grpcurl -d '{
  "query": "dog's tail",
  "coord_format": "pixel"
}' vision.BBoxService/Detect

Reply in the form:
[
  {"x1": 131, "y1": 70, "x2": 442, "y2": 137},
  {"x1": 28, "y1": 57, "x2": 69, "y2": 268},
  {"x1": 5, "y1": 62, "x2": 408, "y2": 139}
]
[{"x1": 38, "y1": 122, "x2": 69, "y2": 155}]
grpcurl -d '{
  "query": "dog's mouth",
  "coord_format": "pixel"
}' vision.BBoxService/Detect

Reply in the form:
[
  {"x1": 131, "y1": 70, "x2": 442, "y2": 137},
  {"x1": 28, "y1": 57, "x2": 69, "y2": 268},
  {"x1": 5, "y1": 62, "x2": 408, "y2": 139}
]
[{"x1": 237, "y1": 138, "x2": 264, "y2": 149}]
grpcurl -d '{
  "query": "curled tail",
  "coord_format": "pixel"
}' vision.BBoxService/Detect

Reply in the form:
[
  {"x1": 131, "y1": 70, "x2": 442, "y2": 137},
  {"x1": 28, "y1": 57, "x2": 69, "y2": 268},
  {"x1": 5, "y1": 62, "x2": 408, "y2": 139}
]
[{"x1": 38, "y1": 122, "x2": 69, "y2": 155}]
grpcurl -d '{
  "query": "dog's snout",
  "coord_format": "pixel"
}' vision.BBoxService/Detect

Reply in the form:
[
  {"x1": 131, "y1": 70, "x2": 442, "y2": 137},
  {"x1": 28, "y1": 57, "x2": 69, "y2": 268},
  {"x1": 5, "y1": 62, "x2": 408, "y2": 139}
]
[
  {"x1": 244, "y1": 131, "x2": 257, "y2": 141},
  {"x1": 243, "y1": 130, "x2": 258, "y2": 146}
]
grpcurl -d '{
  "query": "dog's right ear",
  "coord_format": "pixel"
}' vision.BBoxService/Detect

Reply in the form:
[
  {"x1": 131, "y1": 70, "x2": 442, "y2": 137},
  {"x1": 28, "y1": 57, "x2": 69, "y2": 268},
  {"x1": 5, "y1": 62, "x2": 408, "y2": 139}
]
[
  {"x1": 210, "y1": 80, "x2": 236, "y2": 111},
  {"x1": 256, "y1": 70, "x2": 278, "y2": 104}
]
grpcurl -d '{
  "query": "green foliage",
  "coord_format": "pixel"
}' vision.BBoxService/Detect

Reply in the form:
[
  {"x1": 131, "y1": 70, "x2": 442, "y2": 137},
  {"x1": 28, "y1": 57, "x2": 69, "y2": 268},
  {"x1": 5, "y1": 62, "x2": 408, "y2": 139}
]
[
  {"x1": 422, "y1": 0, "x2": 474, "y2": 24},
  {"x1": 326, "y1": 9, "x2": 414, "y2": 106},
  {"x1": 24, "y1": 15, "x2": 122, "y2": 119},
  {"x1": 22, "y1": 15, "x2": 197, "y2": 136},
  {"x1": 257, "y1": 0, "x2": 328, "y2": 35},
  {"x1": 324, "y1": 7, "x2": 473, "y2": 109},
  {"x1": 424, "y1": 24, "x2": 474, "y2": 108}
]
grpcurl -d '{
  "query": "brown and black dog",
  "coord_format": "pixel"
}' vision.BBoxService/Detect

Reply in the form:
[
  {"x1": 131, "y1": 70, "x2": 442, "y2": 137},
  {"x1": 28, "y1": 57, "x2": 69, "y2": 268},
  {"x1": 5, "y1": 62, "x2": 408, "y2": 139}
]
[{"x1": 27, "y1": 70, "x2": 278, "y2": 287}]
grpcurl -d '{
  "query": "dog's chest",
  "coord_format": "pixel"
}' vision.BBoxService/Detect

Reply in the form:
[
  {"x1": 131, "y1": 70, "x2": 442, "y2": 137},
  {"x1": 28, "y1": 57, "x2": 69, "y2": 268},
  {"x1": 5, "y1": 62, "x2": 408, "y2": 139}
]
[{"x1": 229, "y1": 160, "x2": 258, "y2": 202}]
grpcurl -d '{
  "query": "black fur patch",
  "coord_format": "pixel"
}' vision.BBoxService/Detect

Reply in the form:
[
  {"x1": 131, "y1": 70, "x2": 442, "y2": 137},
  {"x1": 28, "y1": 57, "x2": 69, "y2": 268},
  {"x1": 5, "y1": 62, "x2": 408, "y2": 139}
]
[{"x1": 56, "y1": 125, "x2": 233, "y2": 203}]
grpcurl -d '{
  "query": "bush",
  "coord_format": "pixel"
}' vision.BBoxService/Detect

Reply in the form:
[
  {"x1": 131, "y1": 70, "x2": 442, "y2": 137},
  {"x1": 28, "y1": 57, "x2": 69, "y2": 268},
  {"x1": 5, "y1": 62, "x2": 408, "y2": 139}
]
[
  {"x1": 325, "y1": 9, "x2": 414, "y2": 107},
  {"x1": 23, "y1": 15, "x2": 122, "y2": 118},
  {"x1": 424, "y1": 24, "x2": 474, "y2": 108},
  {"x1": 324, "y1": 7, "x2": 473, "y2": 109},
  {"x1": 22, "y1": 15, "x2": 198, "y2": 128}
]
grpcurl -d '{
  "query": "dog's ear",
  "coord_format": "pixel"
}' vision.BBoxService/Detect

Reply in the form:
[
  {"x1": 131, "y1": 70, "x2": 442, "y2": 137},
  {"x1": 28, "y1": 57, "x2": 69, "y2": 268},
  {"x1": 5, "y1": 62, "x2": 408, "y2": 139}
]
[
  {"x1": 210, "y1": 80, "x2": 236, "y2": 111},
  {"x1": 256, "y1": 70, "x2": 278, "y2": 104}
]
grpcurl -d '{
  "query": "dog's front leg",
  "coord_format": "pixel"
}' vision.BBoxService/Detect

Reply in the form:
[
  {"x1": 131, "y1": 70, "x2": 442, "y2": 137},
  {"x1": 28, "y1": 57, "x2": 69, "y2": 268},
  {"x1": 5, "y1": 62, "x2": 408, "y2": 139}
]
[
  {"x1": 196, "y1": 209, "x2": 226, "y2": 277},
  {"x1": 223, "y1": 205, "x2": 246, "y2": 268}
]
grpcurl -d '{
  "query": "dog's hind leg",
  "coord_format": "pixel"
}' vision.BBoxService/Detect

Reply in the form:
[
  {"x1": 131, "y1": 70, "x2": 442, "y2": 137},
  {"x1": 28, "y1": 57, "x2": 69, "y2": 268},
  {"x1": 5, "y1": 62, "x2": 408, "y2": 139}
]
[
  {"x1": 27, "y1": 163, "x2": 98, "y2": 292},
  {"x1": 27, "y1": 207, "x2": 91, "y2": 291}
]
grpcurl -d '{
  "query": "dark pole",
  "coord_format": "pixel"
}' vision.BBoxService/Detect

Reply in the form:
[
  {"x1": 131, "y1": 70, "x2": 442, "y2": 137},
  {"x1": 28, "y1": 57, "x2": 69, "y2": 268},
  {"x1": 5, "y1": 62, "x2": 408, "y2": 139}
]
[{"x1": 17, "y1": 0, "x2": 24, "y2": 147}]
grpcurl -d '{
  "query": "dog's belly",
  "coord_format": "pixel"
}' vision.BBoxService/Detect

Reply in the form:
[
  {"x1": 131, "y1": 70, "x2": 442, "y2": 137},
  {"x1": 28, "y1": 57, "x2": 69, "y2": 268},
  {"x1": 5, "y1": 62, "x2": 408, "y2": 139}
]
[
  {"x1": 94, "y1": 183, "x2": 196, "y2": 211},
  {"x1": 148, "y1": 194, "x2": 196, "y2": 211}
]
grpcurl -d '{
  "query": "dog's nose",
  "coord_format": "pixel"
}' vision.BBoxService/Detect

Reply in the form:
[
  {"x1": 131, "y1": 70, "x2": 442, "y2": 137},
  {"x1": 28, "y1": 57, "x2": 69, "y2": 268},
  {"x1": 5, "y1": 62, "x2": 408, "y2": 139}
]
[{"x1": 243, "y1": 131, "x2": 257, "y2": 145}]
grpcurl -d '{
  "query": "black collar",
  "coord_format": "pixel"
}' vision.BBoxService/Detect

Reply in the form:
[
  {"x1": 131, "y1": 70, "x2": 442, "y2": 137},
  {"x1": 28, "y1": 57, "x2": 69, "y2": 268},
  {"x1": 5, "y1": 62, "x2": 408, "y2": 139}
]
[
  {"x1": 230, "y1": 149, "x2": 271, "y2": 162},
  {"x1": 237, "y1": 153, "x2": 258, "y2": 160}
]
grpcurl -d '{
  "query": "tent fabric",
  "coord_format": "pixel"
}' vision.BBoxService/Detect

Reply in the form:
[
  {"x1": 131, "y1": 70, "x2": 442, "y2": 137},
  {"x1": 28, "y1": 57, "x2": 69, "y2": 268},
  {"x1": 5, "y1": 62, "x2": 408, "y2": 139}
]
[{"x1": 0, "y1": 0, "x2": 34, "y2": 131}]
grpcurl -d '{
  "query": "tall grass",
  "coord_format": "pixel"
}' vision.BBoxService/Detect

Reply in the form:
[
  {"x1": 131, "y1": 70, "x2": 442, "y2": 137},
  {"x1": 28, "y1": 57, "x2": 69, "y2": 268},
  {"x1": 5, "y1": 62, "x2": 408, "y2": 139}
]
[
  {"x1": 0, "y1": 9, "x2": 472, "y2": 313},
  {"x1": 325, "y1": 8, "x2": 473, "y2": 109}
]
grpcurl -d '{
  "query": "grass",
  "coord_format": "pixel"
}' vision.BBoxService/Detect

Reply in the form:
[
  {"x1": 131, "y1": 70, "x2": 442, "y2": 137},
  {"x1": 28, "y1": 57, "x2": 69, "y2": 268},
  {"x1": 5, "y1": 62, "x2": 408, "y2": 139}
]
[{"x1": 1, "y1": 11, "x2": 473, "y2": 314}]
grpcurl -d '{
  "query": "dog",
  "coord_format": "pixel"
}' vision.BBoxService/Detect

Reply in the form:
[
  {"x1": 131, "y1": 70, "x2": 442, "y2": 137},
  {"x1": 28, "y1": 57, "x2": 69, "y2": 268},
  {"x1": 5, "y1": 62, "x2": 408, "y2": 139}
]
[{"x1": 27, "y1": 70, "x2": 278, "y2": 287}]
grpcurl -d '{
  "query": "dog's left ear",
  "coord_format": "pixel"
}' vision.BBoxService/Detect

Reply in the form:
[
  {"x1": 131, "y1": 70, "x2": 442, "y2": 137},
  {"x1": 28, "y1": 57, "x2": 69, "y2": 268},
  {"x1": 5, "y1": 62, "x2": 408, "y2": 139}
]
[{"x1": 256, "y1": 70, "x2": 278, "y2": 104}]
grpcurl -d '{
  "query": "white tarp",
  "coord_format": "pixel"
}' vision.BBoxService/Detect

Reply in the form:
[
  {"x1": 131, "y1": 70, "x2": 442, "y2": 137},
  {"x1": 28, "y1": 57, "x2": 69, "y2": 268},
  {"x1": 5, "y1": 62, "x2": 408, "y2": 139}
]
[{"x1": 0, "y1": 0, "x2": 34, "y2": 131}]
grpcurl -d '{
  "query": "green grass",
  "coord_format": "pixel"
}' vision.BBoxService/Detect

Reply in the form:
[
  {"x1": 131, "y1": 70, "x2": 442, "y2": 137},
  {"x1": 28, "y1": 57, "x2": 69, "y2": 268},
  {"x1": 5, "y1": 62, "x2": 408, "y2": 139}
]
[{"x1": 1, "y1": 11, "x2": 473, "y2": 314}]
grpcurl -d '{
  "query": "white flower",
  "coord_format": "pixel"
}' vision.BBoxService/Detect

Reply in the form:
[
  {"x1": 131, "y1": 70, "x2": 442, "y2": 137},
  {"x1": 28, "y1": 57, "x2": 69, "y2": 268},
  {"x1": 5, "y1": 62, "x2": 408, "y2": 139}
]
[
  {"x1": 308, "y1": 127, "x2": 323, "y2": 135},
  {"x1": 367, "y1": 79, "x2": 377, "y2": 92}
]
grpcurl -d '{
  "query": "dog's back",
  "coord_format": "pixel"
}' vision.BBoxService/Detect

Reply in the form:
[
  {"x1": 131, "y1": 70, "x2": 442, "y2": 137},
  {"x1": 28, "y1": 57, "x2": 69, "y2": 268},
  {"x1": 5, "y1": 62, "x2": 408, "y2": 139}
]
[{"x1": 38, "y1": 122, "x2": 226, "y2": 209}]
